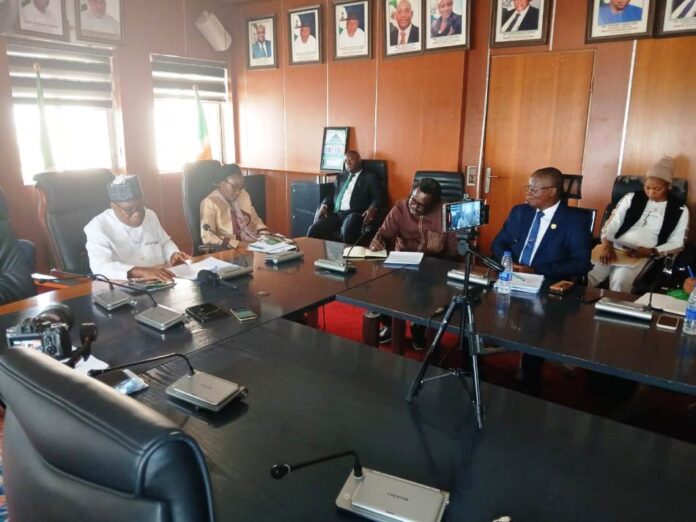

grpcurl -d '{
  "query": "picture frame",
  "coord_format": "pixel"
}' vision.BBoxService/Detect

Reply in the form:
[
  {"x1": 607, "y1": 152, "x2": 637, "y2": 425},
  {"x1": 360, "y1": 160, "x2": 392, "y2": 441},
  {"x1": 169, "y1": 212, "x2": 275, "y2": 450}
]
[
  {"x1": 384, "y1": 0, "x2": 423, "y2": 57},
  {"x1": 75, "y1": 0, "x2": 124, "y2": 45},
  {"x1": 424, "y1": 0, "x2": 470, "y2": 51},
  {"x1": 490, "y1": 0, "x2": 553, "y2": 48},
  {"x1": 585, "y1": 0, "x2": 655, "y2": 43},
  {"x1": 333, "y1": 0, "x2": 372, "y2": 60},
  {"x1": 654, "y1": 0, "x2": 696, "y2": 38},
  {"x1": 288, "y1": 5, "x2": 322, "y2": 65},
  {"x1": 320, "y1": 127, "x2": 350, "y2": 172},
  {"x1": 16, "y1": 0, "x2": 68, "y2": 40},
  {"x1": 247, "y1": 15, "x2": 278, "y2": 70}
]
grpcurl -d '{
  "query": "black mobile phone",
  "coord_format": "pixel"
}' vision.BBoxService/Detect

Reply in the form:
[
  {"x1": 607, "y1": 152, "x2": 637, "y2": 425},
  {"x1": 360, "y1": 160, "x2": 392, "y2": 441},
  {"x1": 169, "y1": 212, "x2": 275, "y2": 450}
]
[
  {"x1": 231, "y1": 306, "x2": 258, "y2": 322},
  {"x1": 185, "y1": 303, "x2": 228, "y2": 323}
]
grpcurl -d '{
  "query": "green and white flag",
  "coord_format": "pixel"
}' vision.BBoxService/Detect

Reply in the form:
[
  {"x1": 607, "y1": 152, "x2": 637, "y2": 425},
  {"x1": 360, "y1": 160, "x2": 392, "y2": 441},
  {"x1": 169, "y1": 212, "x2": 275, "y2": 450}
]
[{"x1": 34, "y1": 63, "x2": 55, "y2": 171}]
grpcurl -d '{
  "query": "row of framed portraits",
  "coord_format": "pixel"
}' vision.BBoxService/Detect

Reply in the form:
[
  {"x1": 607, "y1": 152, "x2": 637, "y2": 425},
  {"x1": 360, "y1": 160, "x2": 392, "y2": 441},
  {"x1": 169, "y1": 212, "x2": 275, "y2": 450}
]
[
  {"x1": 248, "y1": 0, "x2": 696, "y2": 70},
  {"x1": 15, "y1": 0, "x2": 124, "y2": 44}
]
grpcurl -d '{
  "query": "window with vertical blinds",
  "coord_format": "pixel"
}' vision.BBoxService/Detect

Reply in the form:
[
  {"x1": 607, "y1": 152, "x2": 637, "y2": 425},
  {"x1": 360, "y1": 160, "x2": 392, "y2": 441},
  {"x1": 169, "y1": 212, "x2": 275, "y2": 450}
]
[
  {"x1": 150, "y1": 54, "x2": 230, "y2": 173},
  {"x1": 6, "y1": 41, "x2": 116, "y2": 183}
]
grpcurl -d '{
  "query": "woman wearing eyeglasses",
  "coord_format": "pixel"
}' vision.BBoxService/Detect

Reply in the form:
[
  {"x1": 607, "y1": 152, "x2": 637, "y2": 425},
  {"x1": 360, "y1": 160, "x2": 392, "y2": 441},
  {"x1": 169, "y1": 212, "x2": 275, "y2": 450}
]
[{"x1": 588, "y1": 156, "x2": 688, "y2": 293}]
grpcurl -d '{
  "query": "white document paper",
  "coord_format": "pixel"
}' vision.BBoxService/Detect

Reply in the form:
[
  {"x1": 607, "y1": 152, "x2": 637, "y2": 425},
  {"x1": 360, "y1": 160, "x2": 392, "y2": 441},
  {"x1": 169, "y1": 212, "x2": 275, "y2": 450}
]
[
  {"x1": 634, "y1": 293, "x2": 687, "y2": 316},
  {"x1": 247, "y1": 235, "x2": 296, "y2": 253},
  {"x1": 74, "y1": 354, "x2": 109, "y2": 374},
  {"x1": 170, "y1": 258, "x2": 241, "y2": 280},
  {"x1": 494, "y1": 272, "x2": 545, "y2": 294},
  {"x1": 383, "y1": 251, "x2": 424, "y2": 266}
]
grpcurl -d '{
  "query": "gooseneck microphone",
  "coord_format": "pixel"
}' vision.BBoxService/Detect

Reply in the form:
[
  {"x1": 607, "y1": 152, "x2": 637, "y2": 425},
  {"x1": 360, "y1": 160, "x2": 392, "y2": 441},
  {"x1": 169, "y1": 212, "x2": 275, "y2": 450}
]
[
  {"x1": 314, "y1": 227, "x2": 372, "y2": 274},
  {"x1": 343, "y1": 226, "x2": 372, "y2": 260},
  {"x1": 202, "y1": 223, "x2": 249, "y2": 267},
  {"x1": 87, "y1": 352, "x2": 195, "y2": 378},
  {"x1": 92, "y1": 274, "x2": 158, "y2": 307},
  {"x1": 65, "y1": 322, "x2": 98, "y2": 368},
  {"x1": 645, "y1": 253, "x2": 675, "y2": 312},
  {"x1": 271, "y1": 450, "x2": 364, "y2": 480}
]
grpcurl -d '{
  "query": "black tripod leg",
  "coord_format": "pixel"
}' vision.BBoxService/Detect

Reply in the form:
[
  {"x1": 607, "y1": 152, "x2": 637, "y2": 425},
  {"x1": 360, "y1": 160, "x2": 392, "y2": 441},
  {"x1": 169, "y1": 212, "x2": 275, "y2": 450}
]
[
  {"x1": 464, "y1": 303, "x2": 484, "y2": 428},
  {"x1": 405, "y1": 297, "x2": 460, "y2": 402}
]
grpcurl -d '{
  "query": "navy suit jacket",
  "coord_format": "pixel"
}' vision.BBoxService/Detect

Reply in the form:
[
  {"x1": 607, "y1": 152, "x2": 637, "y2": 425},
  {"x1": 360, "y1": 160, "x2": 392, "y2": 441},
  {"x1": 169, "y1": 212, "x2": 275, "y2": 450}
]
[{"x1": 491, "y1": 203, "x2": 592, "y2": 281}]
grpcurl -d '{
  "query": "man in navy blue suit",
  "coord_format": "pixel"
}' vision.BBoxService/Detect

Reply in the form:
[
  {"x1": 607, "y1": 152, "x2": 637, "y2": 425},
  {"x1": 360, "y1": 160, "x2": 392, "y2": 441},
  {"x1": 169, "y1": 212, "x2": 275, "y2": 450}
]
[
  {"x1": 492, "y1": 166, "x2": 592, "y2": 395},
  {"x1": 492, "y1": 167, "x2": 592, "y2": 281}
]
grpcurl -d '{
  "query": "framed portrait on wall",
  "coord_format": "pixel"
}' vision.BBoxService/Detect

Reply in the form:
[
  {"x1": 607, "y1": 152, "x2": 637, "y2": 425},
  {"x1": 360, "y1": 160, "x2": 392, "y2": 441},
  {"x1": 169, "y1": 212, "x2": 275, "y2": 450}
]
[
  {"x1": 320, "y1": 127, "x2": 350, "y2": 172},
  {"x1": 16, "y1": 0, "x2": 68, "y2": 40},
  {"x1": 655, "y1": 0, "x2": 696, "y2": 37},
  {"x1": 424, "y1": 0, "x2": 470, "y2": 51},
  {"x1": 586, "y1": 0, "x2": 655, "y2": 42},
  {"x1": 334, "y1": 0, "x2": 372, "y2": 60},
  {"x1": 288, "y1": 5, "x2": 322, "y2": 65},
  {"x1": 75, "y1": 0, "x2": 124, "y2": 44},
  {"x1": 384, "y1": 0, "x2": 423, "y2": 57},
  {"x1": 247, "y1": 15, "x2": 277, "y2": 70},
  {"x1": 490, "y1": 0, "x2": 553, "y2": 48}
]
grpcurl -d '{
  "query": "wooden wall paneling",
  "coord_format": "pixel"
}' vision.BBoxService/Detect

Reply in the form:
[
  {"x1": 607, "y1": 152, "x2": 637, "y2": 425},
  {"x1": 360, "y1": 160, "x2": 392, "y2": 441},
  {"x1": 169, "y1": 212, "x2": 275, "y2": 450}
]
[{"x1": 623, "y1": 36, "x2": 696, "y2": 237}]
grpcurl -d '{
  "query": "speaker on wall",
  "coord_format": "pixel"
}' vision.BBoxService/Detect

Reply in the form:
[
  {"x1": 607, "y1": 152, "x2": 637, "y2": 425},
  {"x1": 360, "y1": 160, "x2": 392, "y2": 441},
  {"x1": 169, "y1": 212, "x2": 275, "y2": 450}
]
[
  {"x1": 195, "y1": 11, "x2": 231, "y2": 52},
  {"x1": 290, "y1": 182, "x2": 334, "y2": 238}
]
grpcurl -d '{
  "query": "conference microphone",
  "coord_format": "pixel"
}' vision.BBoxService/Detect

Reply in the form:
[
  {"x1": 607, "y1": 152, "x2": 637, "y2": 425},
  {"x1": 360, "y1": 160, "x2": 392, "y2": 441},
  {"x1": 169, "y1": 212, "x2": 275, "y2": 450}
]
[
  {"x1": 89, "y1": 352, "x2": 248, "y2": 412},
  {"x1": 271, "y1": 450, "x2": 363, "y2": 480},
  {"x1": 91, "y1": 274, "x2": 184, "y2": 331},
  {"x1": 196, "y1": 269, "x2": 240, "y2": 290},
  {"x1": 202, "y1": 223, "x2": 249, "y2": 267},
  {"x1": 644, "y1": 253, "x2": 676, "y2": 313},
  {"x1": 314, "y1": 227, "x2": 372, "y2": 274}
]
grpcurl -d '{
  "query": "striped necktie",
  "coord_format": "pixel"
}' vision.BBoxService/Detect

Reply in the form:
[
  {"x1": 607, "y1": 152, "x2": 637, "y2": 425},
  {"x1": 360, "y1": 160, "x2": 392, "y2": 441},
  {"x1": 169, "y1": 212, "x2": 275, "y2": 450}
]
[{"x1": 519, "y1": 210, "x2": 544, "y2": 265}]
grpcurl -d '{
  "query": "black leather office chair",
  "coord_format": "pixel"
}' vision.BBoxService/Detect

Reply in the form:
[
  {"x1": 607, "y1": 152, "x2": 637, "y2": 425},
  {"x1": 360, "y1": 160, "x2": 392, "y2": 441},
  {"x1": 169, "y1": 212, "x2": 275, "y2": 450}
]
[
  {"x1": 0, "y1": 346, "x2": 215, "y2": 522},
  {"x1": 412, "y1": 171, "x2": 465, "y2": 202},
  {"x1": 182, "y1": 160, "x2": 227, "y2": 255},
  {"x1": 561, "y1": 174, "x2": 583, "y2": 202},
  {"x1": 34, "y1": 169, "x2": 114, "y2": 274},
  {"x1": 0, "y1": 186, "x2": 35, "y2": 272}
]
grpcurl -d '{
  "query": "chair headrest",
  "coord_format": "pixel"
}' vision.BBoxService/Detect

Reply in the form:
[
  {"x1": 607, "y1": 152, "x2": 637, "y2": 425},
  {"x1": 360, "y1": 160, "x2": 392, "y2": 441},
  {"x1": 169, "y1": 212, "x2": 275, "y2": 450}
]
[{"x1": 34, "y1": 170, "x2": 114, "y2": 213}]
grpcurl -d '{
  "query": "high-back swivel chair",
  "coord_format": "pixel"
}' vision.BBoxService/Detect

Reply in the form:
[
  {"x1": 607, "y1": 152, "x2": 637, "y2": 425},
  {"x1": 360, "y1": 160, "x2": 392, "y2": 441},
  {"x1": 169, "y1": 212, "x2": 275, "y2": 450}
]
[
  {"x1": 34, "y1": 169, "x2": 114, "y2": 274},
  {"x1": 412, "y1": 171, "x2": 464, "y2": 202},
  {"x1": 0, "y1": 186, "x2": 35, "y2": 272},
  {"x1": 0, "y1": 347, "x2": 215, "y2": 522}
]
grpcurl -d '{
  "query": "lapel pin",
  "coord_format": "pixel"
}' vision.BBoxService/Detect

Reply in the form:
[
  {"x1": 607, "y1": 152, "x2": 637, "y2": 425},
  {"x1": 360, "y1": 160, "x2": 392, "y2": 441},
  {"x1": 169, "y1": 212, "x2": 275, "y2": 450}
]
[{"x1": 550, "y1": 223, "x2": 557, "y2": 230}]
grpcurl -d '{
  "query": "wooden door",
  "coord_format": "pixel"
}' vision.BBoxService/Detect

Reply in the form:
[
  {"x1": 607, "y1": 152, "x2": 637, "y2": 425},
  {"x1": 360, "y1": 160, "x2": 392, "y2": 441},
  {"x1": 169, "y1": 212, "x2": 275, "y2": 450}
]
[{"x1": 479, "y1": 51, "x2": 594, "y2": 252}]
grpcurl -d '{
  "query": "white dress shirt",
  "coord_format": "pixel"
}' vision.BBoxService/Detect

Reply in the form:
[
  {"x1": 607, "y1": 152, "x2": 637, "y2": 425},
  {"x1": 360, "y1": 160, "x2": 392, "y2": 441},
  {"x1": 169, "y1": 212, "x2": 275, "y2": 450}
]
[
  {"x1": 84, "y1": 209, "x2": 179, "y2": 280},
  {"x1": 338, "y1": 27, "x2": 366, "y2": 48},
  {"x1": 602, "y1": 192, "x2": 689, "y2": 254},
  {"x1": 21, "y1": 3, "x2": 60, "y2": 34},
  {"x1": 81, "y1": 11, "x2": 121, "y2": 35},
  {"x1": 523, "y1": 200, "x2": 560, "y2": 264},
  {"x1": 501, "y1": 6, "x2": 530, "y2": 32},
  {"x1": 339, "y1": 170, "x2": 362, "y2": 211},
  {"x1": 294, "y1": 35, "x2": 318, "y2": 55}
]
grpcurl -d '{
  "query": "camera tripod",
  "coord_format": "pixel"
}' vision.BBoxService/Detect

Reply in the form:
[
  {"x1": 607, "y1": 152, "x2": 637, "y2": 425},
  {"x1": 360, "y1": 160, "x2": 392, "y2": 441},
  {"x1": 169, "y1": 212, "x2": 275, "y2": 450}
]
[{"x1": 405, "y1": 231, "x2": 502, "y2": 429}]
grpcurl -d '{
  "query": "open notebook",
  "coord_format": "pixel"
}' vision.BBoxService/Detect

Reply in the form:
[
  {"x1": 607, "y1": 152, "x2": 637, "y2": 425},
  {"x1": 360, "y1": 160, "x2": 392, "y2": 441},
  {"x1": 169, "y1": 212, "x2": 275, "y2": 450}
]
[{"x1": 342, "y1": 246, "x2": 387, "y2": 258}]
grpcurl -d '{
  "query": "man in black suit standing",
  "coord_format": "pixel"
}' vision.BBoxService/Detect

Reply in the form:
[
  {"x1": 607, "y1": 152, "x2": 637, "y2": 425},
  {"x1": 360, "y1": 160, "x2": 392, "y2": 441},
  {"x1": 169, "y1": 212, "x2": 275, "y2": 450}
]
[
  {"x1": 389, "y1": 0, "x2": 419, "y2": 45},
  {"x1": 501, "y1": 0, "x2": 540, "y2": 32},
  {"x1": 308, "y1": 151, "x2": 384, "y2": 244}
]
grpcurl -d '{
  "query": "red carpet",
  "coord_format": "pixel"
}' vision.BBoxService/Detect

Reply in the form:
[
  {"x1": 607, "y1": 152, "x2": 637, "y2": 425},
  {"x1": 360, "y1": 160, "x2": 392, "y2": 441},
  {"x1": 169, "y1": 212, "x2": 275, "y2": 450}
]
[{"x1": 316, "y1": 301, "x2": 696, "y2": 443}]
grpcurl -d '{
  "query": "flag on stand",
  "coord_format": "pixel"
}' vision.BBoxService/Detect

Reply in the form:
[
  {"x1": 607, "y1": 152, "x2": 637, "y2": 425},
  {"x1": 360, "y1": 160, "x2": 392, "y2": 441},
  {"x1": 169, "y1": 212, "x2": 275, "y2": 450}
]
[
  {"x1": 194, "y1": 85, "x2": 212, "y2": 161},
  {"x1": 34, "y1": 63, "x2": 55, "y2": 171}
]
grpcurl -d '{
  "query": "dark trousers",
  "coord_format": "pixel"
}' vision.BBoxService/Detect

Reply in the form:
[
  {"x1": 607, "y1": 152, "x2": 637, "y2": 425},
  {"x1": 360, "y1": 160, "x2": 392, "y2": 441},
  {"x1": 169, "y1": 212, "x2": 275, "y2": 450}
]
[{"x1": 307, "y1": 211, "x2": 369, "y2": 244}]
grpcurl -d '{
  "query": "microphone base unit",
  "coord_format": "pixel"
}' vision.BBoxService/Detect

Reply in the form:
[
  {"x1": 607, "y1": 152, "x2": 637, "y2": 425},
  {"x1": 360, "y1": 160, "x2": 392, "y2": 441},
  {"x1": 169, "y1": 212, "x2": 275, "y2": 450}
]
[
  {"x1": 135, "y1": 305, "x2": 186, "y2": 331},
  {"x1": 218, "y1": 266, "x2": 253, "y2": 280},
  {"x1": 166, "y1": 370, "x2": 248, "y2": 411},
  {"x1": 336, "y1": 467, "x2": 449, "y2": 522},
  {"x1": 265, "y1": 251, "x2": 304, "y2": 264},
  {"x1": 446, "y1": 269, "x2": 492, "y2": 287},
  {"x1": 314, "y1": 258, "x2": 354, "y2": 273},
  {"x1": 594, "y1": 297, "x2": 653, "y2": 322},
  {"x1": 93, "y1": 288, "x2": 134, "y2": 311}
]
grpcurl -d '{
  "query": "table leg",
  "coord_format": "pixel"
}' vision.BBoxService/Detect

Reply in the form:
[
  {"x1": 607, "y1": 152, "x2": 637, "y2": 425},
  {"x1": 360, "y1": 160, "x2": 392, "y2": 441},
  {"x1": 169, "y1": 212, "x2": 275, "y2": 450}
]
[
  {"x1": 362, "y1": 311, "x2": 380, "y2": 347},
  {"x1": 305, "y1": 308, "x2": 319, "y2": 328},
  {"x1": 392, "y1": 318, "x2": 406, "y2": 355}
]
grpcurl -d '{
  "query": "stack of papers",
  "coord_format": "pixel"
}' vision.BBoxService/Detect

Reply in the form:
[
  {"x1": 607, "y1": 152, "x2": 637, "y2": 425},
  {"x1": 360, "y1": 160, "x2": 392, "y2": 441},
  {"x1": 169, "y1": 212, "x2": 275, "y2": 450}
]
[
  {"x1": 494, "y1": 272, "x2": 545, "y2": 294},
  {"x1": 634, "y1": 293, "x2": 687, "y2": 316},
  {"x1": 169, "y1": 258, "x2": 243, "y2": 280},
  {"x1": 342, "y1": 246, "x2": 387, "y2": 259},
  {"x1": 383, "y1": 251, "x2": 424, "y2": 266},
  {"x1": 248, "y1": 235, "x2": 296, "y2": 254}
]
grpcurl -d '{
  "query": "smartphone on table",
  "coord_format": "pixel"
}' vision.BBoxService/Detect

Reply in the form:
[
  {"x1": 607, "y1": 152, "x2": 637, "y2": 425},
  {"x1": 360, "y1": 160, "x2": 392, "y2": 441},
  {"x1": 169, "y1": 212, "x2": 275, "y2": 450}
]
[{"x1": 231, "y1": 306, "x2": 258, "y2": 322}]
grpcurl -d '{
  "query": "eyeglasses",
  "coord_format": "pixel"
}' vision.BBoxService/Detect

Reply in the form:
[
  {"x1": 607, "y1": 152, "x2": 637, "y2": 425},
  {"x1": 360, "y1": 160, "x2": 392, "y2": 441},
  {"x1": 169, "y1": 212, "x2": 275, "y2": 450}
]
[
  {"x1": 114, "y1": 201, "x2": 145, "y2": 217},
  {"x1": 523, "y1": 185, "x2": 554, "y2": 195},
  {"x1": 221, "y1": 179, "x2": 244, "y2": 192}
]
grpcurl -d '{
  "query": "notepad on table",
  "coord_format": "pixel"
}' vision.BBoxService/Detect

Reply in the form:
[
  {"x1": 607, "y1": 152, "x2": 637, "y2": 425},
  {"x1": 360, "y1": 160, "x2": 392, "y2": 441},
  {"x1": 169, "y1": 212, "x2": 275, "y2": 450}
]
[
  {"x1": 342, "y1": 247, "x2": 387, "y2": 259},
  {"x1": 494, "y1": 272, "x2": 545, "y2": 294},
  {"x1": 383, "y1": 251, "x2": 424, "y2": 266},
  {"x1": 634, "y1": 293, "x2": 687, "y2": 316}
]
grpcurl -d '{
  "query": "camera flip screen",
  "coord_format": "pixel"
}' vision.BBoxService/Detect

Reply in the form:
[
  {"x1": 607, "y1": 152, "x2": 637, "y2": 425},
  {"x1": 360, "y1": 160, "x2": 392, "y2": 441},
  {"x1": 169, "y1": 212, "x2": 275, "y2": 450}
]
[{"x1": 443, "y1": 200, "x2": 483, "y2": 232}]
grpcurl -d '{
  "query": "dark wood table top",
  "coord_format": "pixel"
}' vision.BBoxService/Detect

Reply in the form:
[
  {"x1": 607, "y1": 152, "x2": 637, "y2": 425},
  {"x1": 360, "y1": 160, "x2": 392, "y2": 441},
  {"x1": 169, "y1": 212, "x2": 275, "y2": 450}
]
[
  {"x1": 0, "y1": 238, "x2": 397, "y2": 367},
  {"x1": 138, "y1": 318, "x2": 696, "y2": 521},
  {"x1": 337, "y1": 256, "x2": 696, "y2": 395}
]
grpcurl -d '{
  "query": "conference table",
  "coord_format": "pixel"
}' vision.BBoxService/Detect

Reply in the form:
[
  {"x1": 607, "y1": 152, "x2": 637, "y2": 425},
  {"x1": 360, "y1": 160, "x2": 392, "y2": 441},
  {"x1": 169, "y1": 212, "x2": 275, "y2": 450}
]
[
  {"x1": 338, "y1": 256, "x2": 696, "y2": 397},
  {"x1": 0, "y1": 238, "x2": 396, "y2": 368},
  {"x1": 137, "y1": 318, "x2": 696, "y2": 521}
]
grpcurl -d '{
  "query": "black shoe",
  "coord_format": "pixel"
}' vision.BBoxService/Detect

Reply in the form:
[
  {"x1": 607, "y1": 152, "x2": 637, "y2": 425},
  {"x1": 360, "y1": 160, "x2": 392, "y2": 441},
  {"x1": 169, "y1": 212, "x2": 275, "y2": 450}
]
[
  {"x1": 411, "y1": 324, "x2": 426, "y2": 351},
  {"x1": 378, "y1": 325, "x2": 392, "y2": 344}
]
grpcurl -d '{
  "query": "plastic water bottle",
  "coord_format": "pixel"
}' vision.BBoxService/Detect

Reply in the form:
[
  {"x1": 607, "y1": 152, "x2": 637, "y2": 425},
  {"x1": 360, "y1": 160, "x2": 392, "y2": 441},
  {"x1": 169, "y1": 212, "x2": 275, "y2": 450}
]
[
  {"x1": 498, "y1": 251, "x2": 513, "y2": 295},
  {"x1": 683, "y1": 287, "x2": 696, "y2": 335}
]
